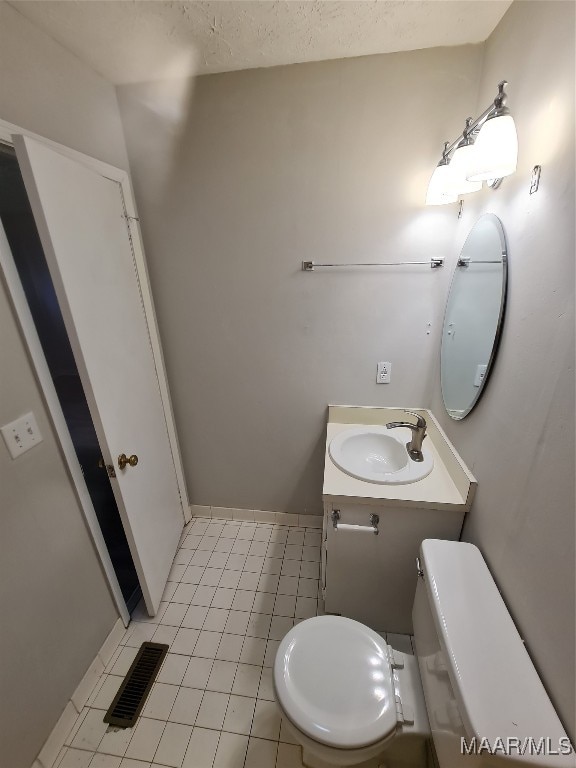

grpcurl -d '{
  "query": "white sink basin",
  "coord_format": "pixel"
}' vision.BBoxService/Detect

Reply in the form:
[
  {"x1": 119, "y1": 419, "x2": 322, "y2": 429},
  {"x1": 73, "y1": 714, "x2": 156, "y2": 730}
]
[{"x1": 329, "y1": 426, "x2": 434, "y2": 485}]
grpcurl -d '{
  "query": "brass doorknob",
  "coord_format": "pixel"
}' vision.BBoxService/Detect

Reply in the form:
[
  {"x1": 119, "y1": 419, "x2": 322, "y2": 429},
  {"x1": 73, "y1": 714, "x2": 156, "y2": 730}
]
[{"x1": 118, "y1": 453, "x2": 139, "y2": 470}]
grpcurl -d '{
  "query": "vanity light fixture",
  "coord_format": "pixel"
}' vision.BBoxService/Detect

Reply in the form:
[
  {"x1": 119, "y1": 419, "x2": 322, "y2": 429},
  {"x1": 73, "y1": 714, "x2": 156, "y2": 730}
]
[{"x1": 426, "y1": 81, "x2": 518, "y2": 205}]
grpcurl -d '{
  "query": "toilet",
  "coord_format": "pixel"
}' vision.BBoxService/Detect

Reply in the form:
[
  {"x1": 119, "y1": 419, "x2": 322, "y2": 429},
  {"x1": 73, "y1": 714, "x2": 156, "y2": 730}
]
[{"x1": 274, "y1": 539, "x2": 575, "y2": 768}]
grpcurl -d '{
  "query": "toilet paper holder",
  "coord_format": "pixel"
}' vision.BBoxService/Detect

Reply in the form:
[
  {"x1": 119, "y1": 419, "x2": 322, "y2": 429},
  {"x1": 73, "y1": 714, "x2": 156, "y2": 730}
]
[{"x1": 331, "y1": 509, "x2": 379, "y2": 535}]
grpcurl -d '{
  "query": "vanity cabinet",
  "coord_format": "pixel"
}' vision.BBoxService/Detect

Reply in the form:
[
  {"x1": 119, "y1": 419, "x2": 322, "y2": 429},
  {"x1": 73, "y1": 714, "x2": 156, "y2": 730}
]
[
  {"x1": 321, "y1": 405, "x2": 477, "y2": 636},
  {"x1": 321, "y1": 501, "x2": 464, "y2": 634}
]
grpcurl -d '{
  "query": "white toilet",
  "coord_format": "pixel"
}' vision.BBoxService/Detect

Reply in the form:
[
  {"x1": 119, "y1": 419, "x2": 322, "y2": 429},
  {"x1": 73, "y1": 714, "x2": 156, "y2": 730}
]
[{"x1": 274, "y1": 539, "x2": 575, "y2": 768}]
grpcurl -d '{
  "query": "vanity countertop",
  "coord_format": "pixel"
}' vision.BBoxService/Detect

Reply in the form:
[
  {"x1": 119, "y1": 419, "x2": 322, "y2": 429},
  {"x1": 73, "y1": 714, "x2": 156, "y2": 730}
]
[{"x1": 323, "y1": 405, "x2": 477, "y2": 511}]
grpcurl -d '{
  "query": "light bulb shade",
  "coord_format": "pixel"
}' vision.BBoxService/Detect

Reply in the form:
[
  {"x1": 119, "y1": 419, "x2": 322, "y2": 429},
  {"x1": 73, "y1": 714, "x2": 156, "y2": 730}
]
[
  {"x1": 446, "y1": 144, "x2": 482, "y2": 195},
  {"x1": 426, "y1": 163, "x2": 458, "y2": 205},
  {"x1": 466, "y1": 114, "x2": 518, "y2": 181}
]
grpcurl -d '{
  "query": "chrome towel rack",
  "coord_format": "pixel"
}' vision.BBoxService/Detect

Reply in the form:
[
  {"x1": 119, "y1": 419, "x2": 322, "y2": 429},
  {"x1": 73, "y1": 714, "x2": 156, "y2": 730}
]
[{"x1": 302, "y1": 258, "x2": 444, "y2": 271}]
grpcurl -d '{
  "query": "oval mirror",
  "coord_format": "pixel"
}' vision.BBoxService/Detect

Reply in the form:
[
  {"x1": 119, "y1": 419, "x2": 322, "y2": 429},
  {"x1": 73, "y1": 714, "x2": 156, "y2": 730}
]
[{"x1": 441, "y1": 213, "x2": 507, "y2": 420}]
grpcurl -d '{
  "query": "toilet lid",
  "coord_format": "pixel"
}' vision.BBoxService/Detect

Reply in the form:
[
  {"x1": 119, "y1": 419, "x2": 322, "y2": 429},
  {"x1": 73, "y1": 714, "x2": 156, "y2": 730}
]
[{"x1": 274, "y1": 616, "x2": 398, "y2": 749}]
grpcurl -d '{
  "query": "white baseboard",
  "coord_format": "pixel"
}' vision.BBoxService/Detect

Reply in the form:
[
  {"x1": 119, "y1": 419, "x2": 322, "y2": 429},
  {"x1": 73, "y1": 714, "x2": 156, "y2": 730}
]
[
  {"x1": 34, "y1": 618, "x2": 125, "y2": 768},
  {"x1": 189, "y1": 504, "x2": 322, "y2": 529}
]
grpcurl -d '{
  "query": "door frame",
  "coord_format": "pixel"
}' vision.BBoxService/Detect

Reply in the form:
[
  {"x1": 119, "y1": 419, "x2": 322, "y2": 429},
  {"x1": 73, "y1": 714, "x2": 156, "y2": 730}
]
[{"x1": 0, "y1": 118, "x2": 190, "y2": 624}]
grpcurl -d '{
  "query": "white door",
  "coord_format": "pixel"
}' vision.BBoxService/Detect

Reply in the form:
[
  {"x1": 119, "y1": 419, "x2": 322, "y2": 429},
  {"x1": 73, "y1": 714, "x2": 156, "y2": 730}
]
[{"x1": 14, "y1": 135, "x2": 184, "y2": 615}]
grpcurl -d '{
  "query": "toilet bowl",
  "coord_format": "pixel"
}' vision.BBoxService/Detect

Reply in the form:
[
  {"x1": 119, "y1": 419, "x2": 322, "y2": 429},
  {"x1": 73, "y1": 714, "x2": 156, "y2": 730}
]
[
  {"x1": 273, "y1": 540, "x2": 575, "y2": 768},
  {"x1": 273, "y1": 615, "x2": 430, "y2": 768}
]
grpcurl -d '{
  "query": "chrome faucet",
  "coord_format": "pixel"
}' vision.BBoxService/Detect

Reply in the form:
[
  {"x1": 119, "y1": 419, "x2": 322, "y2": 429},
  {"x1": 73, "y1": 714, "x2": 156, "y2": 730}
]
[{"x1": 386, "y1": 410, "x2": 427, "y2": 462}]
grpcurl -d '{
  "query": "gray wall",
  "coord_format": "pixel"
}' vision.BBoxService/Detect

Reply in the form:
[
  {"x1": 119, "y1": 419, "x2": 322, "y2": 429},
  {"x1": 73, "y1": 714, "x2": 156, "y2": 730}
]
[
  {"x1": 430, "y1": 1, "x2": 575, "y2": 742},
  {"x1": 0, "y1": 4, "x2": 127, "y2": 766},
  {"x1": 118, "y1": 44, "x2": 483, "y2": 515}
]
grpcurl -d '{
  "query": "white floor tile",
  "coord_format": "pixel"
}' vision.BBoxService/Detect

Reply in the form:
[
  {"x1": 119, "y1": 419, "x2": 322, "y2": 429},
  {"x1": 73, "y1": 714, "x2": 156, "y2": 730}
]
[
  {"x1": 251, "y1": 700, "x2": 281, "y2": 741},
  {"x1": 273, "y1": 595, "x2": 296, "y2": 617},
  {"x1": 152, "y1": 625, "x2": 179, "y2": 646},
  {"x1": 231, "y1": 590, "x2": 255, "y2": 612},
  {"x1": 194, "y1": 630, "x2": 223, "y2": 658},
  {"x1": 266, "y1": 543, "x2": 285, "y2": 559},
  {"x1": 280, "y1": 559, "x2": 300, "y2": 578},
  {"x1": 211, "y1": 588, "x2": 236, "y2": 610},
  {"x1": 182, "y1": 657, "x2": 213, "y2": 689},
  {"x1": 97, "y1": 724, "x2": 133, "y2": 758},
  {"x1": 239, "y1": 637, "x2": 267, "y2": 666},
  {"x1": 198, "y1": 535, "x2": 219, "y2": 551},
  {"x1": 89, "y1": 675, "x2": 123, "y2": 710},
  {"x1": 214, "y1": 538, "x2": 235, "y2": 553},
  {"x1": 91, "y1": 753, "x2": 123, "y2": 767},
  {"x1": 195, "y1": 691, "x2": 230, "y2": 730},
  {"x1": 190, "y1": 551, "x2": 211, "y2": 567},
  {"x1": 244, "y1": 737, "x2": 278, "y2": 768},
  {"x1": 219, "y1": 569, "x2": 242, "y2": 589},
  {"x1": 172, "y1": 584, "x2": 198, "y2": 604},
  {"x1": 299, "y1": 561, "x2": 319, "y2": 580},
  {"x1": 119, "y1": 759, "x2": 151, "y2": 768},
  {"x1": 157, "y1": 654, "x2": 190, "y2": 686},
  {"x1": 174, "y1": 550, "x2": 193, "y2": 566},
  {"x1": 223, "y1": 694, "x2": 256, "y2": 736},
  {"x1": 109, "y1": 647, "x2": 139, "y2": 677},
  {"x1": 279, "y1": 719, "x2": 299, "y2": 745},
  {"x1": 181, "y1": 604, "x2": 209, "y2": 630},
  {"x1": 251, "y1": 592, "x2": 275, "y2": 615},
  {"x1": 226, "y1": 554, "x2": 248, "y2": 571},
  {"x1": 286, "y1": 531, "x2": 305, "y2": 546},
  {"x1": 230, "y1": 539, "x2": 251, "y2": 555},
  {"x1": 171, "y1": 628, "x2": 200, "y2": 655},
  {"x1": 200, "y1": 568, "x2": 224, "y2": 587},
  {"x1": 182, "y1": 727, "x2": 220, "y2": 768},
  {"x1": 237, "y1": 572, "x2": 260, "y2": 591},
  {"x1": 208, "y1": 551, "x2": 230, "y2": 569},
  {"x1": 169, "y1": 686, "x2": 204, "y2": 726},
  {"x1": 225, "y1": 610, "x2": 251, "y2": 636},
  {"x1": 301, "y1": 546, "x2": 320, "y2": 563},
  {"x1": 169, "y1": 564, "x2": 187, "y2": 581},
  {"x1": 123, "y1": 622, "x2": 157, "y2": 648},
  {"x1": 248, "y1": 541, "x2": 268, "y2": 557},
  {"x1": 276, "y1": 742, "x2": 304, "y2": 768},
  {"x1": 268, "y1": 616, "x2": 294, "y2": 641},
  {"x1": 216, "y1": 633, "x2": 245, "y2": 662},
  {"x1": 257, "y1": 667, "x2": 274, "y2": 701},
  {"x1": 69, "y1": 709, "x2": 108, "y2": 751},
  {"x1": 154, "y1": 722, "x2": 192, "y2": 767},
  {"x1": 181, "y1": 564, "x2": 206, "y2": 585},
  {"x1": 191, "y1": 586, "x2": 217, "y2": 607},
  {"x1": 142, "y1": 683, "x2": 178, "y2": 720},
  {"x1": 263, "y1": 640, "x2": 280, "y2": 667},
  {"x1": 246, "y1": 612, "x2": 272, "y2": 639},
  {"x1": 261, "y1": 558, "x2": 282, "y2": 575},
  {"x1": 231, "y1": 664, "x2": 261, "y2": 698},
  {"x1": 201, "y1": 607, "x2": 229, "y2": 632},
  {"x1": 296, "y1": 578, "x2": 318, "y2": 598},
  {"x1": 277, "y1": 576, "x2": 298, "y2": 596},
  {"x1": 207, "y1": 660, "x2": 238, "y2": 693},
  {"x1": 257, "y1": 573, "x2": 279, "y2": 593},
  {"x1": 303, "y1": 531, "x2": 321, "y2": 547},
  {"x1": 213, "y1": 731, "x2": 249, "y2": 768},
  {"x1": 294, "y1": 597, "x2": 317, "y2": 620},
  {"x1": 58, "y1": 747, "x2": 94, "y2": 767},
  {"x1": 161, "y1": 603, "x2": 188, "y2": 627},
  {"x1": 124, "y1": 718, "x2": 165, "y2": 763}
]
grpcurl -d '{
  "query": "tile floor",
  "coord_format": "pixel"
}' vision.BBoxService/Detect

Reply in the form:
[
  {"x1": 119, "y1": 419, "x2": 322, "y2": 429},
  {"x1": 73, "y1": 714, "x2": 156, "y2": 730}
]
[{"x1": 54, "y1": 517, "x2": 413, "y2": 768}]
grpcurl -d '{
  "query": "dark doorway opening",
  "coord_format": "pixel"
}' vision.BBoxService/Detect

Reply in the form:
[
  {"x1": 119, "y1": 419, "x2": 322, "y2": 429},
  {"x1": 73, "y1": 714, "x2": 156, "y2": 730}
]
[{"x1": 0, "y1": 142, "x2": 141, "y2": 613}]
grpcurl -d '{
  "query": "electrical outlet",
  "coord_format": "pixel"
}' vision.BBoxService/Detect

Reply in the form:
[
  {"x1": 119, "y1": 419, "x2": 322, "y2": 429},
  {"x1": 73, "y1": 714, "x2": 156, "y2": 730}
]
[
  {"x1": 376, "y1": 362, "x2": 391, "y2": 384},
  {"x1": 1, "y1": 411, "x2": 43, "y2": 459}
]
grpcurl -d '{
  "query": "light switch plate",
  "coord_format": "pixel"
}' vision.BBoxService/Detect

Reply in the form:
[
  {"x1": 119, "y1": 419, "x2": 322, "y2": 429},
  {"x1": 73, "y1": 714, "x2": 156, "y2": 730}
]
[{"x1": 1, "y1": 411, "x2": 43, "y2": 459}]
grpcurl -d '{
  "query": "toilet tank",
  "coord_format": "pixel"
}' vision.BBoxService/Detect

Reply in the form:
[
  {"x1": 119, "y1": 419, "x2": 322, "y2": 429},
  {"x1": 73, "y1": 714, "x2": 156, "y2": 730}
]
[{"x1": 412, "y1": 539, "x2": 575, "y2": 768}]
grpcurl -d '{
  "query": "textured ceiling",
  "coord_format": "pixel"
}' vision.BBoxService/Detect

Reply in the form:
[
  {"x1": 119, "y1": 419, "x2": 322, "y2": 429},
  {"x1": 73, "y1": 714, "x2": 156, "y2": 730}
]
[{"x1": 9, "y1": 0, "x2": 512, "y2": 84}]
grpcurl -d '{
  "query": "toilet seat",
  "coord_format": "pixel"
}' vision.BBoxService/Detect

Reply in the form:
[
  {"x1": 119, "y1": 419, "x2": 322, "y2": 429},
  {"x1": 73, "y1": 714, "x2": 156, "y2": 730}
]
[{"x1": 274, "y1": 616, "x2": 398, "y2": 750}]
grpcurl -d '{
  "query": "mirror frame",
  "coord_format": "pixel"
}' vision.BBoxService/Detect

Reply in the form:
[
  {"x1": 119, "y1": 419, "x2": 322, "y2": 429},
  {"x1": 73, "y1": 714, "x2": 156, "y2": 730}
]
[{"x1": 441, "y1": 213, "x2": 508, "y2": 420}]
